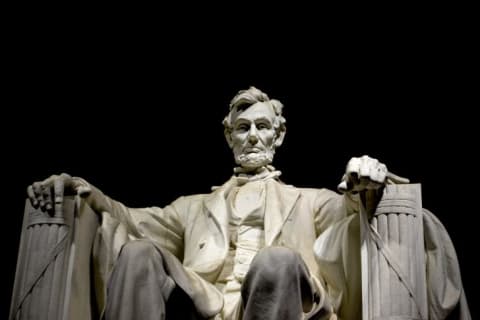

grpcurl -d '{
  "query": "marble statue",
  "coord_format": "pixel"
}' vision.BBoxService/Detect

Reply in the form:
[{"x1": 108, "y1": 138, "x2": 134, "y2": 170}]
[{"x1": 13, "y1": 87, "x2": 470, "y2": 319}]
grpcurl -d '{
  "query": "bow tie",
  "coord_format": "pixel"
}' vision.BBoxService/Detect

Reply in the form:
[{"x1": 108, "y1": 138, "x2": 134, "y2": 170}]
[{"x1": 234, "y1": 165, "x2": 282, "y2": 186}]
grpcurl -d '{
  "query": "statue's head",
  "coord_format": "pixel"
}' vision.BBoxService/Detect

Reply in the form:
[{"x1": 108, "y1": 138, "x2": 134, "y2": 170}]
[{"x1": 223, "y1": 86, "x2": 286, "y2": 171}]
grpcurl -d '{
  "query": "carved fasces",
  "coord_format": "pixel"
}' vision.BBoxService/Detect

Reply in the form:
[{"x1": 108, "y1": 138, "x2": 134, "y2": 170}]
[
  {"x1": 360, "y1": 184, "x2": 428, "y2": 320},
  {"x1": 10, "y1": 196, "x2": 98, "y2": 320}
]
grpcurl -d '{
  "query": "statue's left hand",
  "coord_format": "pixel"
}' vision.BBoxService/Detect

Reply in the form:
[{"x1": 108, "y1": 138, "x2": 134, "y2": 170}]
[
  {"x1": 26, "y1": 173, "x2": 92, "y2": 217},
  {"x1": 337, "y1": 155, "x2": 409, "y2": 194}
]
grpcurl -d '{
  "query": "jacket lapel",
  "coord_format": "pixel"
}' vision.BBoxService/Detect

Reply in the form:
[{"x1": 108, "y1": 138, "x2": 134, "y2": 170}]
[
  {"x1": 265, "y1": 180, "x2": 300, "y2": 246},
  {"x1": 203, "y1": 177, "x2": 237, "y2": 255},
  {"x1": 204, "y1": 178, "x2": 301, "y2": 250}
]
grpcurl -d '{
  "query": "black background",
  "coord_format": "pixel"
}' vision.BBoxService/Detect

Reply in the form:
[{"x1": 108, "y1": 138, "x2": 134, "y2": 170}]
[{"x1": 3, "y1": 13, "x2": 477, "y2": 318}]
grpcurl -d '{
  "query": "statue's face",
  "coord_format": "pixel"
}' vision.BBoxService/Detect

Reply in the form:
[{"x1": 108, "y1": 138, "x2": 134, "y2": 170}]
[{"x1": 230, "y1": 102, "x2": 277, "y2": 170}]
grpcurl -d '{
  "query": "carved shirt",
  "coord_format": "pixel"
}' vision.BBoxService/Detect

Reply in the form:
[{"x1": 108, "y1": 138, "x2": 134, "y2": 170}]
[{"x1": 216, "y1": 178, "x2": 267, "y2": 319}]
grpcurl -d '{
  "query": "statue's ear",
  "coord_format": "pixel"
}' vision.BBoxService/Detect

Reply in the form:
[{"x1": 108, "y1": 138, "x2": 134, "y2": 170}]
[
  {"x1": 274, "y1": 129, "x2": 286, "y2": 149},
  {"x1": 225, "y1": 129, "x2": 234, "y2": 148}
]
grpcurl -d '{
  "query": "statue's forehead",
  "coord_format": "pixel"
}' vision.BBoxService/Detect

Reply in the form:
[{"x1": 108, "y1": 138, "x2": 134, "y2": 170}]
[{"x1": 231, "y1": 102, "x2": 275, "y2": 122}]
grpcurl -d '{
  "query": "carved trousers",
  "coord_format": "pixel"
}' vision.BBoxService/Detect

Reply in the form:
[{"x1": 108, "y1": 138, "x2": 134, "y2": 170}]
[{"x1": 105, "y1": 241, "x2": 316, "y2": 320}]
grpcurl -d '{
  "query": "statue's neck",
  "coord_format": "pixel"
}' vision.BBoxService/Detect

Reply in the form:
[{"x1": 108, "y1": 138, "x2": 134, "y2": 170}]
[{"x1": 233, "y1": 165, "x2": 281, "y2": 184}]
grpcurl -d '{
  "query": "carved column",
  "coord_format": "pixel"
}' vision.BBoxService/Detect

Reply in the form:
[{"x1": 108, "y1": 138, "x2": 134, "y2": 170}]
[
  {"x1": 360, "y1": 184, "x2": 428, "y2": 320},
  {"x1": 10, "y1": 196, "x2": 98, "y2": 320}
]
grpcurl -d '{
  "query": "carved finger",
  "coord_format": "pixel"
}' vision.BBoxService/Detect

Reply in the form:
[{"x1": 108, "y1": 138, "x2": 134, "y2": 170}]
[
  {"x1": 42, "y1": 174, "x2": 57, "y2": 186},
  {"x1": 346, "y1": 157, "x2": 361, "y2": 176},
  {"x1": 41, "y1": 183, "x2": 53, "y2": 212},
  {"x1": 32, "y1": 182, "x2": 45, "y2": 210},
  {"x1": 54, "y1": 178, "x2": 65, "y2": 217},
  {"x1": 337, "y1": 174, "x2": 351, "y2": 193},
  {"x1": 377, "y1": 165, "x2": 388, "y2": 183},
  {"x1": 337, "y1": 181, "x2": 348, "y2": 193},
  {"x1": 359, "y1": 156, "x2": 378, "y2": 179},
  {"x1": 27, "y1": 185, "x2": 38, "y2": 208},
  {"x1": 58, "y1": 173, "x2": 81, "y2": 195},
  {"x1": 370, "y1": 164, "x2": 387, "y2": 184},
  {"x1": 348, "y1": 171, "x2": 360, "y2": 188},
  {"x1": 338, "y1": 172, "x2": 359, "y2": 193}
]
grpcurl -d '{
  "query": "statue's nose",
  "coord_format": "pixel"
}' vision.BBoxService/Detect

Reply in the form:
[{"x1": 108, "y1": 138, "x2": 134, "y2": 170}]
[{"x1": 248, "y1": 127, "x2": 259, "y2": 145}]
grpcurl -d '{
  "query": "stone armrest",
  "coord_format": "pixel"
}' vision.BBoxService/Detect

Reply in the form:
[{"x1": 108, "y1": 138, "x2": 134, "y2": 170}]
[{"x1": 10, "y1": 196, "x2": 99, "y2": 320}]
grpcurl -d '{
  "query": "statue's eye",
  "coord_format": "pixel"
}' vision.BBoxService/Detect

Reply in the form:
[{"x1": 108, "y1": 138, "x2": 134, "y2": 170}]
[
  {"x1": 257, "y1": 123, "x2": 269, "y2": 130},
  {"x1": 236, "y1": 124, "x2": 249, "y2": 132}
]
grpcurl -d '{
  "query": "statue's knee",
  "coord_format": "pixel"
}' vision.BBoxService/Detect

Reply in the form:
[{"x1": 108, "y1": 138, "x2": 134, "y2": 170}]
[
  {"x1": 118, "y1": 240, "x2": 161, "y2": 265},
  {"x1": 252, "y1": 246, "x2": 299, "y2": 268},
  {"x1": 248, "y1": 247, "x2": 301, "y2": 284}
]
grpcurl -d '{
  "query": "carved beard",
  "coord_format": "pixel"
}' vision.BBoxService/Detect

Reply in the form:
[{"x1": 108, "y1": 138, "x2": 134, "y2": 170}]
[{"x1": 235, "y1": 149, "x2": 274, "y2": 170}]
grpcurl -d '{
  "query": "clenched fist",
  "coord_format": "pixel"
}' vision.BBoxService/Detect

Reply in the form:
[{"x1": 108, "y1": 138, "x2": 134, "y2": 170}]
[{"x1": 338, "y1": 155, "x2": 409, "y2": 193}]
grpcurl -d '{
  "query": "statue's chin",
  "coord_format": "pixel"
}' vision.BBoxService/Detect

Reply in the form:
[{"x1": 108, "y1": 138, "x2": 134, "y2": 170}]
[{"x1": 236, "y1": 152, "x2": 273, "y2": 171}]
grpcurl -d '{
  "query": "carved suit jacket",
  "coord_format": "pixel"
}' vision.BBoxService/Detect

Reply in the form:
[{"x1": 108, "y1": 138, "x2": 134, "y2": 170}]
[
  {"x1": 92, "y1": 176, "x2": 351, "y2": 318},
  {"x1": 91, "y1": 177, "x2": 470, "y2": 319}
]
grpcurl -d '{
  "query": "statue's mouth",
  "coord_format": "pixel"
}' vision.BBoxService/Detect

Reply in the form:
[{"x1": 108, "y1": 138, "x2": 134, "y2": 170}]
[{"x1": 244, "y1": 147, "x2": 261, "y2": 153}]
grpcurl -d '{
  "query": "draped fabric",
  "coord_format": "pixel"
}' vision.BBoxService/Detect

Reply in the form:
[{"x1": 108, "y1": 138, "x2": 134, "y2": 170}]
[
  {"x1": 314, "y1": 206, "x2": 471, "y2": 319},
  {"x1": 89, "y1": 178, "x2": 469, "y2": 319}
]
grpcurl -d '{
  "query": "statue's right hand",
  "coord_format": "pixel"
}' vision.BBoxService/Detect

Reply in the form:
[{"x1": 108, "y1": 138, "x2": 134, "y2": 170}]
[{"x1": 27, "y1": 173, "x2": 92, "y2": 217}]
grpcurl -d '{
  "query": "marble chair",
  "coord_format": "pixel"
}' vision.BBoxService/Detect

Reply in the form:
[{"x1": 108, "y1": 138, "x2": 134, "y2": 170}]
[
  {"x1": 9, "y1": 184, "x2": 469, "y2": 319},
  {"x1": 10, "y1": 197, "x2": 99, "y2": 320}
]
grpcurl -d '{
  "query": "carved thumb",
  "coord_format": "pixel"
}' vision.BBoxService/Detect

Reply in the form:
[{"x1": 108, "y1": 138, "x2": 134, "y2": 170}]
[
  {"x1": 71, "y1": 177, "x2": 92, "y2": 196},
  {"x1": 385, "y1": 172, "x2": 410, "y2": 184}
]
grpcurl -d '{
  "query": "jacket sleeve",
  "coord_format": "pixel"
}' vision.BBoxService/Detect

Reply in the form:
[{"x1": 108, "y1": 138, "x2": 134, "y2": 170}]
[
  {"x1": 92, "y1": 191, "x2": 187, "y2": 260},
  {"x1": 313, "y1": 188, "x2": 359, "y2": 236},
  {"x1": 70, "y1": 176, "x2": 187, "y2": 259},
  {"x1": 82, "y1": 190, "x2": 191, "y2": 317},
  {"x1": 423, "y1": 208, "x2": 471, "y2": 320}
]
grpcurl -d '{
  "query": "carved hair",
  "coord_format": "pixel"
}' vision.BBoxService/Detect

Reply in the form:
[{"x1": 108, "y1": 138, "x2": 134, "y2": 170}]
[{"x1": 223, "y1": 86, "x2": 286, "y2": 137}]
